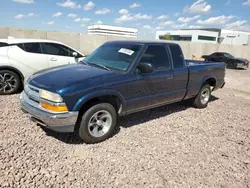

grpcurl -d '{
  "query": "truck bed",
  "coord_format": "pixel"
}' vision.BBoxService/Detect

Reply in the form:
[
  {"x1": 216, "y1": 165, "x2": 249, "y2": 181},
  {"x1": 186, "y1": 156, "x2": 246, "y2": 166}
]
[{"x1": 184, "y1": 59, "x2": 226, "y2": 100}]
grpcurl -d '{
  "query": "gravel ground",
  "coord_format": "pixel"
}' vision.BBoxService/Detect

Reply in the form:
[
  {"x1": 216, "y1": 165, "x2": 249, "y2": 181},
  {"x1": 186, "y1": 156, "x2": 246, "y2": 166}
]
[{"x1": 1, "y1": 69, "x2": 250, "y2": 188}]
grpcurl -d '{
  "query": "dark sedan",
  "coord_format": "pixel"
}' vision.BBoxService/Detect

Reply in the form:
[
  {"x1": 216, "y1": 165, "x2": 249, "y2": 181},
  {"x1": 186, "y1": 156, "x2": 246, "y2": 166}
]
[{"x1": 202, "y1": 52, "x2": 249, "y2": 69}]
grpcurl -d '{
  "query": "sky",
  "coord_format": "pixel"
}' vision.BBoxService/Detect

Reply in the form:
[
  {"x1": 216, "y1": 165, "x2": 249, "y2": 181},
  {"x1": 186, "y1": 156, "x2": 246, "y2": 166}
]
[{"x1": 0, "y1": 0, "x2": 250, "y2": 38}]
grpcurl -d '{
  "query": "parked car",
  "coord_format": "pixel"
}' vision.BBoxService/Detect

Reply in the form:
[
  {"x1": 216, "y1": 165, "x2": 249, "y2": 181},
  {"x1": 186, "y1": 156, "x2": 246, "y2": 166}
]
[
  {"x1": 201, "y1": 52, "x2": 249, "y2": 69},
  {"x1": 0, "y1": 38, "x2": 86, "y2": 95},
  {"x1": 20, "y1": 40, "x2": 226, "y2": 144}
]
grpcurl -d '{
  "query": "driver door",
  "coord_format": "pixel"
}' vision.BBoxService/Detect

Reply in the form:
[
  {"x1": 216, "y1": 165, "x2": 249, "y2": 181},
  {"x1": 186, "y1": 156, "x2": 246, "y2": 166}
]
[{"x1": 126, "y1": 45, "x2": 174, "y2": 113}]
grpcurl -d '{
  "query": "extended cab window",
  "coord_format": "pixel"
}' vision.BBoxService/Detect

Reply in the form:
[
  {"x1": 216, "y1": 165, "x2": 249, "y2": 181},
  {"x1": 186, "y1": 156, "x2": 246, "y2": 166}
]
[
  {"x1": 17, "y1": 43, "x2": 42, "y2": 54},
  {"x1": 140, "y1": 45, "x2": 170, "y2": 70},
  {"x1": 41, "y1": 43, "x2": 74, "y2": 57},
  {"x1": 169, "y1": 45, "x2": 184, "y2": 69}
]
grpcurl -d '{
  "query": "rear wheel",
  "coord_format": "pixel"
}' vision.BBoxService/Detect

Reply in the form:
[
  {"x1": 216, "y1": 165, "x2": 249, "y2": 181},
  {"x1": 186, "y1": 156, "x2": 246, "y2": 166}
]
[
  {"x1": 78, "y1": 103, "x2": 117, "y2": 144},
  {"x1": 193, "y1": 84, "x2": 211, "y2": 109},
  {"x1": 0, "y1": 70, "x2": 21, "y2": 95}
]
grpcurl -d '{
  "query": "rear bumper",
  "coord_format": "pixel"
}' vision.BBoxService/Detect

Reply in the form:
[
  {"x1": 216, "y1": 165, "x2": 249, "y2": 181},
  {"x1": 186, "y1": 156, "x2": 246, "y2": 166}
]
[{"x1": 20, "y1": 92, "x2": 78, "y2": 133}]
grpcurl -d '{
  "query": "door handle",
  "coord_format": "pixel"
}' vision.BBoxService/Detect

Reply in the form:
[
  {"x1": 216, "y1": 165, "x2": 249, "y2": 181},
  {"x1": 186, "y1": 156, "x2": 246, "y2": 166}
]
[{"x1": 50, "y1": 57, "x2": 57, "y2": 61}]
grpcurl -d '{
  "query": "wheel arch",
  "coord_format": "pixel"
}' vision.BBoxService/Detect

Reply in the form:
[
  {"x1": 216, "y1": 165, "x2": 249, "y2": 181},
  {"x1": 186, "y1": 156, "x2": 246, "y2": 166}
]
[
  {"x1": 0, "y1": 66, "x2": 24, "y2": 82},
  {"x1": 73, "y1": 90, "x2": 125, "y2": 113}
]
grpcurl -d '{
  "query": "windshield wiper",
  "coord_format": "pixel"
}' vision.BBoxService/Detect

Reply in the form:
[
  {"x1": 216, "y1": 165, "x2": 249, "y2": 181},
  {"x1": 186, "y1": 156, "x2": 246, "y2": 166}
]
[{"x1": 88, "y1": 63, "x2": 110, "y2": 71}]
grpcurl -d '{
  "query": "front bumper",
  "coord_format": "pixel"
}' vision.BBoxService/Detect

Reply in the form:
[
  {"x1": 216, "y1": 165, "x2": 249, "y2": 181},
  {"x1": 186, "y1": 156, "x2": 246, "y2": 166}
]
[
  {"x1": 20, "y1": 92, "x2": 78, "y2": 133},
  {"x1": 237, "y1": 63, "x2": 249, "y2": 69}
]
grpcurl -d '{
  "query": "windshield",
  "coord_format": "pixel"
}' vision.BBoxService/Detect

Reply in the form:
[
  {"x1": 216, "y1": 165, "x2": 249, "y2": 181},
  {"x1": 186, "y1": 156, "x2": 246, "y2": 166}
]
[
  {"x1": 83, "y1": 43, "x2": 142, "y2": 72},
  {"x1": 224, "y1": 53, "x2": 234, "y2": 58}
]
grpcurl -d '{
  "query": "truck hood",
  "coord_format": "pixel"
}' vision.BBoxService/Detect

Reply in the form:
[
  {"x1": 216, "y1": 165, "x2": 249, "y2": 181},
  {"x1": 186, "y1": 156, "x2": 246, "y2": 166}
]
[{"x1": 28, "y1": 64, "x2": 114, "y2": 92}]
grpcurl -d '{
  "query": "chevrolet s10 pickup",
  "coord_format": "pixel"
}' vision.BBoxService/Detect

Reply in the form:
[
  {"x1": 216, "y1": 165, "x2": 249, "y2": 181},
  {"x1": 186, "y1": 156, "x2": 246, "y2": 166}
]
[{"x1": 20, "y1": 41, "x2": 226, "y2": 144}]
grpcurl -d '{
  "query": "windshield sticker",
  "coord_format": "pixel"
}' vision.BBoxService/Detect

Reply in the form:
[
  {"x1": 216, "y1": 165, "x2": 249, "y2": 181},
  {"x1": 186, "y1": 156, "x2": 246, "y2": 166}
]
[{"x1": 118, "y1": 48, "x2": 134, "y2": 56}]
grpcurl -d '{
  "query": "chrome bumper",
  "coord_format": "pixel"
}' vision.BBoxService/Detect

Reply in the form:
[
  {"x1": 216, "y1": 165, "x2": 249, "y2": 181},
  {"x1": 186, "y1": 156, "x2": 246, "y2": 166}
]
[{"x1": 20, "y1": 92, "x2": 78, "y2": 133}]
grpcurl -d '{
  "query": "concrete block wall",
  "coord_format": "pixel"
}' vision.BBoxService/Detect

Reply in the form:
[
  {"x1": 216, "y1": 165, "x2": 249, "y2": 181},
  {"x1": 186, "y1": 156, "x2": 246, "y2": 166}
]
[{"x1": 1, "y1": 27, "x2": 250, "y2": 60}]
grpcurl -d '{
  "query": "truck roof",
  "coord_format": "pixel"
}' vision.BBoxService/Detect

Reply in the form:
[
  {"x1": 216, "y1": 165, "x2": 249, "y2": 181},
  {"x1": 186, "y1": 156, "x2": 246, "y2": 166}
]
[{"x1": 105, "y1": 40, "x2": 180, "y2": 46}]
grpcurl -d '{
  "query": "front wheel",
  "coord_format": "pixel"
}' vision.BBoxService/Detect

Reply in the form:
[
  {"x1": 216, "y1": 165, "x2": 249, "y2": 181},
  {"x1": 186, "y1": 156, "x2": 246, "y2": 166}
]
[
  {"x1": 226, "y1": 61, "x2": 237, "y2": 69},
  {"x1": 78, "y1": 103, "x2": 117, "y2": 144},
  {"x1": 0, "y1": 70, "x2": 21, "y2": 95},
  {"x1": 192, "y1": 84, "x2": 211, "y2": 109}
]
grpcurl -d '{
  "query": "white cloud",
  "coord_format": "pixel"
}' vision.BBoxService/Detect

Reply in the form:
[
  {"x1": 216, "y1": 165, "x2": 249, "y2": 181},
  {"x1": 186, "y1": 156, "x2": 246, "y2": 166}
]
[
  {"x1": 177, "y1": 15, "x2": 200, "y2": 23},
  {"x1": 47, "y1": 21, "x2": 54, "y2": 25},
  {"x1": 187, "y1": 25, "x2": 203, "y2": 29},
  {"x1": 74, "y1": 17, "x2": 91, "y2": 22},
  {"x1": 14, "y1": 14, "x2": 25, "y2": 19},
  {"x1": 57, "y1": 0, "x2": 81, "y2": 9},
  {"x1": 52, "y1": 12, "x2": 62, "y2": 17},
  {"x1": 172, "y1": 23, "x2": 188, "y2": 29},
  {"x1": 156, "y1": 26, "x2": 164, "y2": 30},
  {"x1": 95, "y1": 8, "x2": 111, "y2": 15},
  {"x1": 174, "y1": 12, "x2": 180, "y2": 17},
  {"x1": 119, "y1": 9, "x2": 129, "y2": 15},
  {"x1": 67, "y1": 13, "x2": 77, "y2": 18},
  {"x1": 243, "y1": 0, "x2": 250, "y2": 6},
  {"x1": 184, "y1": 0, "x2": 211, "y2": 14},
  {"x1": 225, "y1": 20, "x2": 248, "y2": 29},
  {"x1": 130, "y1": 3, "x2": 141, "y2": 8},
  {"x1": 97, "y1": 20, "x2": 103, "y2": 24},
  {"x1": 159, "y1": 21, "x2": 174, "y2": 27},
  {"x1": 134, "y1": 13, "x2": 152, "y2": 20},
  {"x1": 115, "y1": 14, "x2": 136, "y2": 23},
  {"x1": 197, "y1": 15, "x2": 235, "y2": 25},
  {"x1": 12, "y1": 0, "x2": 34, "y2": 4},
  {"x1": 225, "y1": 0, "x2": 230, "y2": 6},
  {"x1": 157, "y1": 15, "x2": 169, "y2": 20},
  {"x1": 84, "y1": 1, "x2": 95, "y2": 10},
  {"x1": 115, "y1": 13, "x2": 152, "y2": 23},
  {"x1": 143, "y1": 25, "x2": 152, "y2": 29},
  {"x1": 27, "y1": 13, "x2": 34, "y2": 17}
]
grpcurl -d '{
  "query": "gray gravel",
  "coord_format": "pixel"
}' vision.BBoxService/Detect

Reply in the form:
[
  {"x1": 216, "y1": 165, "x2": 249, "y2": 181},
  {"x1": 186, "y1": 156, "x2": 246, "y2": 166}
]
[{"x1": 1, "y1": 69, "x2": 250, "y2": 188}]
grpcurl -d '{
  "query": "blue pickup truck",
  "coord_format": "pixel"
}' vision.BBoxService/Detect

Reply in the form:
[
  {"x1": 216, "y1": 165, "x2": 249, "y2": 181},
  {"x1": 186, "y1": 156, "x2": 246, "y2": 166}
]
[{"x1": 20, "y1": 40, "x2": 225, "y2": 144}]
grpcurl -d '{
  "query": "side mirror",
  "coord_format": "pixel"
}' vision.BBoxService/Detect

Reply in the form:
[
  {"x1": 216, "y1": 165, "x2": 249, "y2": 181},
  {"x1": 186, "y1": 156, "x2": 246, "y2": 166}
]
[
  {"x1": 72, "y1": 52, "x2": 78, "y2": 58},
  {"x1": 137, "y1": 62, "x2": 153, "y2": 74}
]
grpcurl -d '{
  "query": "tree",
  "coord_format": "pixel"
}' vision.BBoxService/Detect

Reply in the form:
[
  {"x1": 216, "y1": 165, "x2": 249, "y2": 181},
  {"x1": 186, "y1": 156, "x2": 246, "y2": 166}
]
[{"x1": 162, "y1": 34, "x2": 173, "y2": 40}]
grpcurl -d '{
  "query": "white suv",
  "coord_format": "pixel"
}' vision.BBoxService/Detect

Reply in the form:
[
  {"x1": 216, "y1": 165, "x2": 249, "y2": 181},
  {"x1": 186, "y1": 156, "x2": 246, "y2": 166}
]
[{"x1": 0, "y1": 38, "x2": 86, "y2": 95}]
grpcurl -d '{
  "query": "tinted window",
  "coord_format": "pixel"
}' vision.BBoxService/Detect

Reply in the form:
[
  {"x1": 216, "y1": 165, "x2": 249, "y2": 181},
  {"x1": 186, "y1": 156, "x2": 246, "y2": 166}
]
[
  {"x1": 0, "y1": 42, "x2": 8, "y2": 47},
  {"x1": 24, "y1": 43, "x2": 42, "y2": 53},
  {"x1": 198, "y1": 35, "x2": 216, "y2": 41},
  {"x1": 41, "y1": 43, "x2": 73, "y2": 57},
  {"x1": 140, "y1": 45, "x2": 170, "y2": 69},
  {"x1": 169, "y1": 45, "x2": 184, "y2": 69},
  {"x1": 17, "y1": 43, "x2": 42, "y2": 54}
]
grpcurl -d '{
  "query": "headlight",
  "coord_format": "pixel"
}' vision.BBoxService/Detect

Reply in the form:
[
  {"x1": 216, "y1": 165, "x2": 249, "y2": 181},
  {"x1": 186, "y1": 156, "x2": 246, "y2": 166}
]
[
  {"x1": 39, "y1": 89, "x2": 68, "y2": 113},
  {"x1": 40, "y1": 89, "x2": 63, "y2": 103}
]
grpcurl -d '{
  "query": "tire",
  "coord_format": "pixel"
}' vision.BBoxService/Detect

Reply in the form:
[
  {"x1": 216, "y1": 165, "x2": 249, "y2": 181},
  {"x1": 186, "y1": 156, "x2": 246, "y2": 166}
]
[
  {"x1": 193, "y1": 84, "x2": 211, "y2": 109},
  {"x1": 226, "y1": 61, "x2": 237, "y2": 69},
  {"x1": 0, "y1": 70, "x2": 21, "y2": 95},
  {"x1": 78, "y1": 103, "x2": 117, "y2": 144}
]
